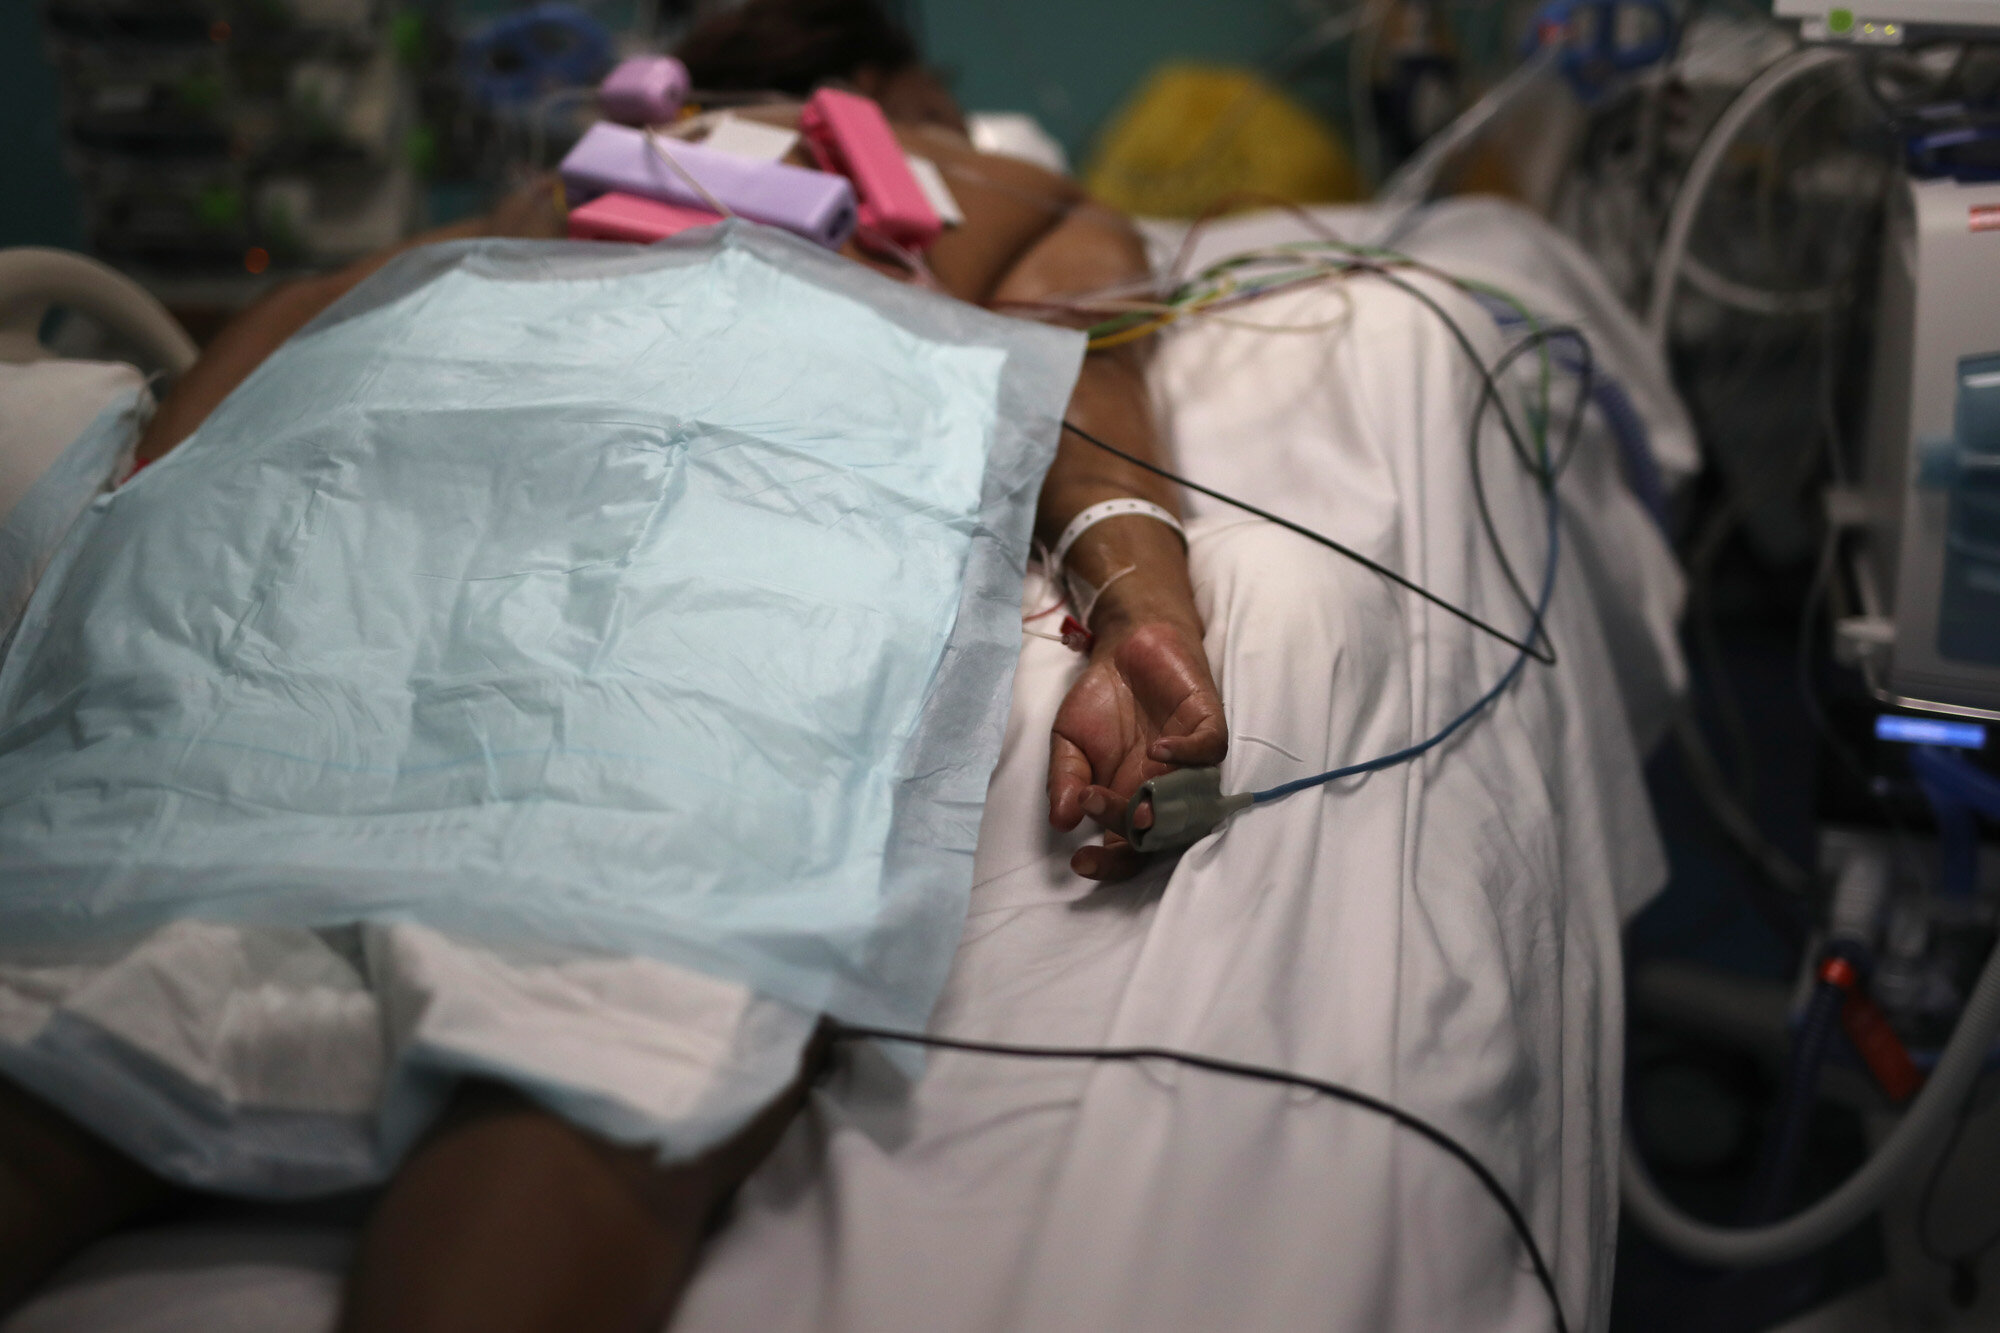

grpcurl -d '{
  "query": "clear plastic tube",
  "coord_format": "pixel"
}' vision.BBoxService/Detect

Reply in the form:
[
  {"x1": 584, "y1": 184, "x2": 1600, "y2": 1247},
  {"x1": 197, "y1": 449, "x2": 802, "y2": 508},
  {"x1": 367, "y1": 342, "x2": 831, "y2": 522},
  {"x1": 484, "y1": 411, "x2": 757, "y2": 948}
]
[
  {"x1": 1373, "y1": 45, "x2": 1563, "y2": 226},
  {"x1": 1622, "y1": 927, "x2": 2000, "y2": 1266},
  {"x1": 1642, "y1": 45, "x2": 1853, "y2": 348}
]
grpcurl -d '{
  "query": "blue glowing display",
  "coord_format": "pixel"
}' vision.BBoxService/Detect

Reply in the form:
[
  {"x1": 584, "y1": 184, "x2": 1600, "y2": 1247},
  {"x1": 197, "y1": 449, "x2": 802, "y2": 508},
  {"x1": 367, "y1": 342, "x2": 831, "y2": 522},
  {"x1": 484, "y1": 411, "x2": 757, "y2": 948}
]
[{"x1": 1875, "y1": 714, "x2": 1988, "y2": 749}]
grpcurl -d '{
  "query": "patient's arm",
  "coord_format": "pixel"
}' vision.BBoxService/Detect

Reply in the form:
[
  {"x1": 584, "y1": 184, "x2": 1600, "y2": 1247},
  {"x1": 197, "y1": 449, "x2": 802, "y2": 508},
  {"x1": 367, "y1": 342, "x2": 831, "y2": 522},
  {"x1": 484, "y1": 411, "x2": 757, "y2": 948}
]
[
  {"x1": 135, "y1": 184, "x2": 565, "y2": 464},
  {"x1": 989, "y1": 210, "x2": 1227, "y2": 881}
]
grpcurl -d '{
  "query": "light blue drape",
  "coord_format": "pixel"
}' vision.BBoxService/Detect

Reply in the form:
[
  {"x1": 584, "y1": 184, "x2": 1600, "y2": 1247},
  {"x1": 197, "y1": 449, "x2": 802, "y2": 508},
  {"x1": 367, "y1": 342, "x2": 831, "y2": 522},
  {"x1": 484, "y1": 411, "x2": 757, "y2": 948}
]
[{"x1": 0, "y1": 224, "x2": 1083, "y2": 1035}]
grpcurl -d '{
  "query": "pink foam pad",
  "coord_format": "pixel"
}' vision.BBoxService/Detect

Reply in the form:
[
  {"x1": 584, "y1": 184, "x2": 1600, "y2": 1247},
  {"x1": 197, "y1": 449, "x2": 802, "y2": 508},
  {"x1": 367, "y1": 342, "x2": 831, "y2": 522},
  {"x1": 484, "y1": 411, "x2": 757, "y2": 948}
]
[
  {"x1": 598, "y1": 56, "x2": 690, "y2": 126},
  {"x1": 566, "y1": 192, "x2": 722, "y2": 244},
  {"x1": 799, "y1": 88, "x2": 941, "y2": 251}
]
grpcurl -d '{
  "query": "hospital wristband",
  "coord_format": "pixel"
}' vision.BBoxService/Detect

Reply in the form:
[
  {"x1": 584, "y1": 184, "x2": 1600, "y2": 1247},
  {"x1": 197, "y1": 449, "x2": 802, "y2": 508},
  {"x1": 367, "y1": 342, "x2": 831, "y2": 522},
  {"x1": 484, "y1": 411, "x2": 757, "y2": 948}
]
[{"x1": 1050, "y1": 498, "x2": 1186, "y2": 575}]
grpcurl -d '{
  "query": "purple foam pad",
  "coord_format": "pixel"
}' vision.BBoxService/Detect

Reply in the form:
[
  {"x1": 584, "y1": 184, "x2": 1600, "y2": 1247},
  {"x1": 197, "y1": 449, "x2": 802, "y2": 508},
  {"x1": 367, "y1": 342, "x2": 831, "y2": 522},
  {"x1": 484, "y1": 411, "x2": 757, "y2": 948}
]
[
  {"x1": 560, "y1": 122, "x2": 857, "y2": 249},
  {"x1": 598, "y1": 55, "x2": 689, "y2": 126}
]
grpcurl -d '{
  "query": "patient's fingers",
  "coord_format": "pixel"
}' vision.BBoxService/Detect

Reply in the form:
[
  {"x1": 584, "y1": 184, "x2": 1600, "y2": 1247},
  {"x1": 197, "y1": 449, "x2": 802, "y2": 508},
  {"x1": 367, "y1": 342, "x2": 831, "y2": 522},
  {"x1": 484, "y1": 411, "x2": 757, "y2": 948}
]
[
  {"x1": 1078, "y1": 783, "x2": 1130, "y2": 835},
  {"x1": 1071, "y1": 833, "x2": 1143, "y2": 882},
  {"x1": 1149, "y1": 717, "x2": 1226, "y2": 767},
  {"x1": 1047, "y1": 733, "x2": 1094, "y2": 830}
]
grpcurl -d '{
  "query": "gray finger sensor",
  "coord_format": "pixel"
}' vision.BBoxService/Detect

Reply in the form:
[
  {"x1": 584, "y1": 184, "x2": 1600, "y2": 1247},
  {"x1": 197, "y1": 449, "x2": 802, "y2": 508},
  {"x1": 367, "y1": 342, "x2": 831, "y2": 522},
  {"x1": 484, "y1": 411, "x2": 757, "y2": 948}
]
[{"x1": 1124, "y1": 767, "x2": 1252, "y2": 855}]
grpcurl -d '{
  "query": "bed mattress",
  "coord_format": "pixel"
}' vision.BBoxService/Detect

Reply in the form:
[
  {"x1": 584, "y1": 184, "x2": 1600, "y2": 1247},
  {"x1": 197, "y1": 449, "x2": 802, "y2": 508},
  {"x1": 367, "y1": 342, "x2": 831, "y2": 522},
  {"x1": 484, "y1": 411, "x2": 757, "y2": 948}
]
[{"x1": 5, "y1": 199, "x2": 1692, "y2": 1333}]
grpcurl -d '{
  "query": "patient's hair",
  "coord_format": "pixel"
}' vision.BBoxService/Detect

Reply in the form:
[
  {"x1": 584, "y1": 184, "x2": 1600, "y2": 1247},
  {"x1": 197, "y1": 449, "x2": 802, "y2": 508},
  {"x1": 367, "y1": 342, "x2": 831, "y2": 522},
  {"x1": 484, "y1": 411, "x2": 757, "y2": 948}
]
[{"x1": 675, "y1": 0, "x2": 919, "y2": 94}]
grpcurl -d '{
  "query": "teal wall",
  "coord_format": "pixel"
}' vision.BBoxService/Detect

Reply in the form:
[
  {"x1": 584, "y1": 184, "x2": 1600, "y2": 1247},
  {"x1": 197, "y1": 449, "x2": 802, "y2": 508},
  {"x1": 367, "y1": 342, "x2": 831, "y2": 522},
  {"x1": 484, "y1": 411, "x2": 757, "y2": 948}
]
[
  {"x1": 0, "y1": 3, "x2": 83, "y2": 249},
  {"x1": 914, "y1": 0, "x2": 1315, "y2": 164}
]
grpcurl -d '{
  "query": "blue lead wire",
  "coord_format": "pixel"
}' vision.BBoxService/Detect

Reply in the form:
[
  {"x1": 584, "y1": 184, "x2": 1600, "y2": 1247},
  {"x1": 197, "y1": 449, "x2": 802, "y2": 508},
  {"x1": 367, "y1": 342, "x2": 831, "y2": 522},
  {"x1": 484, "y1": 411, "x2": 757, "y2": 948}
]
[{"x1": 1249, "y1": 479, "x2": 1561, "y2": 804}]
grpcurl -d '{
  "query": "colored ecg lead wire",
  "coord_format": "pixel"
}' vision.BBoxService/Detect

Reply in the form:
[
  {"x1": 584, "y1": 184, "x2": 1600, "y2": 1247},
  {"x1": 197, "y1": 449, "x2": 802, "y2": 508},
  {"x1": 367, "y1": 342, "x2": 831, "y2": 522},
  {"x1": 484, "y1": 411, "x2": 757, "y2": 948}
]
[
  {"x1": 826, "y1": 1022, "x2": 1571, "y2": 1333},
  {"x1": 1061, "y1": 310, "x2": 1594, "y2": 803}
]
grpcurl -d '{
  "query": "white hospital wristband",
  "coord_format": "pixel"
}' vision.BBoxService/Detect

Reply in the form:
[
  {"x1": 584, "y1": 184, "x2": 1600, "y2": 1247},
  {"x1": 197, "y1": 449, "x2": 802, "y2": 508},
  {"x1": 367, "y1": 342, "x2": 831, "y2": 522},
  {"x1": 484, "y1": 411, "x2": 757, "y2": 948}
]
[{"x1": 1050, "y1": 498, "x2": 1186, "y2": 574}]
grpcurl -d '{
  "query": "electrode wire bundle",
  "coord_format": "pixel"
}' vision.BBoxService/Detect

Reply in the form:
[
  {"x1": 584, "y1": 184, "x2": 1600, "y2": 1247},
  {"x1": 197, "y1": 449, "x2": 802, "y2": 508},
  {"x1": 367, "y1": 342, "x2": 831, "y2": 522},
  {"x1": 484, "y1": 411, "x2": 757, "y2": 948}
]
[{"x1": 1049, "y1": 237, "x2": 1600, "y2": 802}]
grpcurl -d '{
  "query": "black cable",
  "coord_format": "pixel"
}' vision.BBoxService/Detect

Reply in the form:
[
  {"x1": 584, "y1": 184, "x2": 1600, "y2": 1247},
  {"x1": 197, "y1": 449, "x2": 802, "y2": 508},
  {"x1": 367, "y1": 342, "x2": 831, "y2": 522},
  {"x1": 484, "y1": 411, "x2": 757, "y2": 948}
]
[
  {"x1": 1059, "y1": 419, "x2": 1554, "y2": 665},
  {"x1": 1065, "y1": 279, "x2": 1598, "y2": 675},
  {"x1": 828, "y1": 1022, "x2": 1570, "y2": 1333},
  {"x1": 1365, "y1": 265, "x2": 1551, "y2": 482},
  {"x1": 946, "y1": 252, "x2": 1590, "y2": 1333}
]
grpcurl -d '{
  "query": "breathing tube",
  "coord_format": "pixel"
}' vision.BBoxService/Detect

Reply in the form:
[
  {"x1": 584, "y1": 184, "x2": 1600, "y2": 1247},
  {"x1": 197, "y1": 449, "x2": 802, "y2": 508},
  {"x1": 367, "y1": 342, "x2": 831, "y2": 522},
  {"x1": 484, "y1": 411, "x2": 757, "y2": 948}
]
[
  {"x1": 1623, "y1": 745, "x2": 2000, "y2": 1267},
  {"x1": 1740, "y1": 949, "x2": 1862, "y2": 1225}
]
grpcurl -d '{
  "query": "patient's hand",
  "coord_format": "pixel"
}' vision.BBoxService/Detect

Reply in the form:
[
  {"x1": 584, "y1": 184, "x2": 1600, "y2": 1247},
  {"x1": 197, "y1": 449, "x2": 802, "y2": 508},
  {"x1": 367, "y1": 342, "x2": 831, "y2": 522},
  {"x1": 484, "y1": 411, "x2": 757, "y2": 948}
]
[{"x1": 1048, "y1": 617, "x2": 1226, "y2": 881}]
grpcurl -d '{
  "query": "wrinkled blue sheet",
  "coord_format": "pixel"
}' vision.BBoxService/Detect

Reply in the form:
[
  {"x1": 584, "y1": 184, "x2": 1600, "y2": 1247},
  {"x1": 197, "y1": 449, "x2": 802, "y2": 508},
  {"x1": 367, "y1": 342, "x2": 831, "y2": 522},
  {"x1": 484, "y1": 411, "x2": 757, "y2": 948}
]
[{"x1": 0, "y1": 224, "x2": 1083, "y2": 1033}]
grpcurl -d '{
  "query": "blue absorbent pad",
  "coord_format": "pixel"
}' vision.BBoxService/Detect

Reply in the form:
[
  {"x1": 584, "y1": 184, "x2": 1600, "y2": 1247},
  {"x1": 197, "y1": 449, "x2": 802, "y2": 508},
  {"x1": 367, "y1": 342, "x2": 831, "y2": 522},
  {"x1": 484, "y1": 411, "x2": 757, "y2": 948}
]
[{"x1": 0, "y1": 224, "x2": 1084, "y2": 1035}]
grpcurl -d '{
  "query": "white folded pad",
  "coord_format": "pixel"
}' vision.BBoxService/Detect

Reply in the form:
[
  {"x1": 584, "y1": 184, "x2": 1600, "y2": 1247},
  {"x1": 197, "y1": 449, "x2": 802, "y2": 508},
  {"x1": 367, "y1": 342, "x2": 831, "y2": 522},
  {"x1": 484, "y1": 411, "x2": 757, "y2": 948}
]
[{"x1": 0, "y1": 921, "x2": 815, "y2": 1194}]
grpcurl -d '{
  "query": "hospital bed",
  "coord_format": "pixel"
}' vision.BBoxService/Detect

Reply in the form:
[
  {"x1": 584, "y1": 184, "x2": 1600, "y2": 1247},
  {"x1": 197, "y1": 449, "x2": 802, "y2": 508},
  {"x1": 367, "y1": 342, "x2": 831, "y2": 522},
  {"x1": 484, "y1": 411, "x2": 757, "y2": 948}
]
[{"x1": 0, "y1": 196, "x2": 1693, "y2": 1333}]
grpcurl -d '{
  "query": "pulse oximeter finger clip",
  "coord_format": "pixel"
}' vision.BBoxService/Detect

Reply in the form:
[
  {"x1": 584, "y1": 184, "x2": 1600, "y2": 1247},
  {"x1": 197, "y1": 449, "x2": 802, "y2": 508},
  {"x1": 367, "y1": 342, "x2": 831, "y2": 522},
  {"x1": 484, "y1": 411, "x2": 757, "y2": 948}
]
[{"x1": 1123, "y1": 767, "x2": 1251, "y2": 855}]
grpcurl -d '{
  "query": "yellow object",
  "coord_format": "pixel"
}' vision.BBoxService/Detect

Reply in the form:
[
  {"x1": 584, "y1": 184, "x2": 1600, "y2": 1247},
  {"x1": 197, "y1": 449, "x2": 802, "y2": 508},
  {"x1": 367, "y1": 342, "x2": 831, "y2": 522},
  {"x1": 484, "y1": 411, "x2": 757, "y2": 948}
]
[{"x1": 1084, "y1": 63, "x2": 1361, "y2": 218}]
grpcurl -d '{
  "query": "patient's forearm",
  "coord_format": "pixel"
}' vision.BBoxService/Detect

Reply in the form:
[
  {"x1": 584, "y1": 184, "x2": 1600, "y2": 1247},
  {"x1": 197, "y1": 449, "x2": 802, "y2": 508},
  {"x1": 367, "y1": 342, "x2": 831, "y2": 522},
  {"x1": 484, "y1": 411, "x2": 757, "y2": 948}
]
[
  {"x1": 993, "y1": 207, "x2": 1197, "y2": 637},
  {"x1": 1041, "y1": 351, "x2": 1200, "y2": 639},
  {"x1": 136, "y1": 184, "x2": 564, "y2": 464}
]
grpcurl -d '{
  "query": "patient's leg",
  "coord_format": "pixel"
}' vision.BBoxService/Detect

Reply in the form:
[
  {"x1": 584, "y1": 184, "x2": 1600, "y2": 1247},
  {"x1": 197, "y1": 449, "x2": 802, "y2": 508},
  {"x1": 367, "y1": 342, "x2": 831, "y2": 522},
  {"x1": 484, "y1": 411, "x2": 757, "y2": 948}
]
[
  {"x1": 0, "y1": 1078, "x2": 176, "y2": 1312},
  {"x1": 341, "y1": 1044, "x2": 820, "y2": 1333}
]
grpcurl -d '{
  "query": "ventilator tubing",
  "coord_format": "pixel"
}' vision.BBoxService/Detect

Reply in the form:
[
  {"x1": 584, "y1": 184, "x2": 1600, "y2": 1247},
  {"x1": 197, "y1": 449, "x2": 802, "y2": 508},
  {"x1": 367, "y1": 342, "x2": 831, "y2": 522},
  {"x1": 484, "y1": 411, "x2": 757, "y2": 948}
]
[{"x1": 1621, "y1": 928, "x2": 2000, "y2": 1267}]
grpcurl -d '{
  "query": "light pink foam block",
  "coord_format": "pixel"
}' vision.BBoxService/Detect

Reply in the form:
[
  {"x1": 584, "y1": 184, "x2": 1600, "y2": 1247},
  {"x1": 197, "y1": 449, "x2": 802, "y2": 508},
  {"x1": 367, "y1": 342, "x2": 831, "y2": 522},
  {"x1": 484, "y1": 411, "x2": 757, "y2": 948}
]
[{"x1": 566, "y1": 192, "x2": 723, "y2": 243}]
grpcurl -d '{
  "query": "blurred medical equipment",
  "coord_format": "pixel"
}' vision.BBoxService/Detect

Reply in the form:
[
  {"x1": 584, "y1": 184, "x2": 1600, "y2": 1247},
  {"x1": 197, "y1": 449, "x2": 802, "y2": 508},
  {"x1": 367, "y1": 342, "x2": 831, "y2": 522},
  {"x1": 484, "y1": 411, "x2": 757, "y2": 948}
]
[
  {"x1": 1375, "y1": 44, "x2": 1564, "y2": 225},
  {"x1": 456, "y1": 3, "x2": 612, "y2": 115},
  {"x1": 1368, "y1": 0, "x2": 1679, "y2": 239},
  {"x1": 34, "y1": 0, "x2": 422, "y2": 305},
  {"x1": 1842, "y1": 170, "x2": 2000, "y2": 719},
  {"x1": 1777, "y1": 0, "x2": 2000, "y2": 42},
  {"x1": 1536, "y1": 0, "x2": 1677, "y2": 100},
  {"x1": 1606, "y1": 4, "x2": 2000, "y2": 1321}
]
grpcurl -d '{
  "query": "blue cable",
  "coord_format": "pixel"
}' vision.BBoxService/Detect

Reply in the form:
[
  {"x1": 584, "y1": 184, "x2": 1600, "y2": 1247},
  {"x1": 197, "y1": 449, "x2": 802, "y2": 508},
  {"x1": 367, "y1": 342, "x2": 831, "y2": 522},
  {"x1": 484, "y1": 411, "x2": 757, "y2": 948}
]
[
  {"x1": 1061, "y1": 300, "x2": 1582, "y2": 827},
  {"x1": 1480, "y1": 300, "x2": 1669, "y2": 532},
  {"x1": 1248, "y1": 297, "x2": 1575, "y2": 806},
  {"x1": 1250, "y1": 476, "x2": 1560, "y2": 803}
]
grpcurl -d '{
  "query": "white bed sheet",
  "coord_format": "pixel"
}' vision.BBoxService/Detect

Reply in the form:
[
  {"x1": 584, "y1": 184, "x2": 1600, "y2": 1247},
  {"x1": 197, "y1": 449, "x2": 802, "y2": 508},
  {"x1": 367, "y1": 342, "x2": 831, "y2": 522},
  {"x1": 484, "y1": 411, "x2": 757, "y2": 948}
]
[{"x1": 6, "y1": 200, "x2": 1690, "y2": 1333}]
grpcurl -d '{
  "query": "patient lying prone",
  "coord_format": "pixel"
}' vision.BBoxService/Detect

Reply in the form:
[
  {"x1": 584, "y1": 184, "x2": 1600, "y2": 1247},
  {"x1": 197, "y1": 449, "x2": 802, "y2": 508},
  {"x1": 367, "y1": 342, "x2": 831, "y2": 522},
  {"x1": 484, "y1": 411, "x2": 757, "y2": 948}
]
[{"x1": 0, "y1": 3, "x2": 1226, "y2": 1329}]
